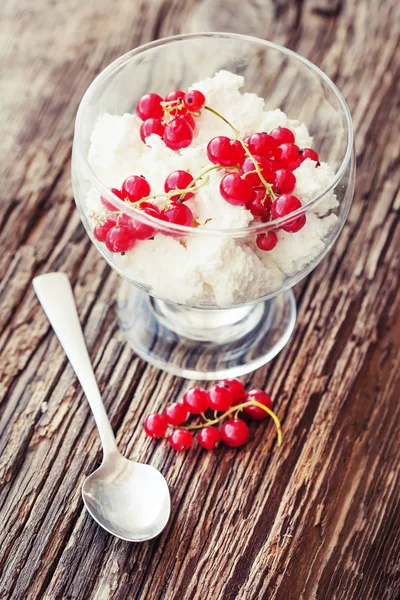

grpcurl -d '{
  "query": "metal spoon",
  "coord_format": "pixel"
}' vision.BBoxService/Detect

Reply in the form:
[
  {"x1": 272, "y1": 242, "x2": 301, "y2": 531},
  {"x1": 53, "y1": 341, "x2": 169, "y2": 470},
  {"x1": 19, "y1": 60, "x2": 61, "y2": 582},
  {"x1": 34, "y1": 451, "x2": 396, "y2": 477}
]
[{"x1": 33, "y1": 272, "x2": 170, "y2": 541}]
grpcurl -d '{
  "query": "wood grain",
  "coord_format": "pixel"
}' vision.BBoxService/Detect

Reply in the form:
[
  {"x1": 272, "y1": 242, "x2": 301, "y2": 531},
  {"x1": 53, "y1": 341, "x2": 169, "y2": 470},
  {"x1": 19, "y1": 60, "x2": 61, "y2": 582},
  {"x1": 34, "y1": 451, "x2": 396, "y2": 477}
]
[{"x1": 0, "y1": 0, "x2": 399, "y2": 599}]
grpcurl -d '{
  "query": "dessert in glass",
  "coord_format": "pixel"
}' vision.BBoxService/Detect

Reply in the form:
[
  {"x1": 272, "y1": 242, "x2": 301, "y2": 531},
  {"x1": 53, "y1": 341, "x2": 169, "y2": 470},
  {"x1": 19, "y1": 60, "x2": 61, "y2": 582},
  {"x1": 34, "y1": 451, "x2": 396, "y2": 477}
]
[{"x1": 72, "y1": 33, "x2": 355, "y2": 379}]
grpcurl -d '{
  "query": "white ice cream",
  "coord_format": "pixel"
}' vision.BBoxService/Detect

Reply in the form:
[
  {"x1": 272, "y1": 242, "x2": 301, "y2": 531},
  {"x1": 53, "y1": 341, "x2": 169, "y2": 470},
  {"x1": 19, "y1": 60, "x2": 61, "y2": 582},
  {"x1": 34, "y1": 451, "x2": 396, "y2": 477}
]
[{"x1": 84, "y1": 70, "x2": 339, "y2": 307}]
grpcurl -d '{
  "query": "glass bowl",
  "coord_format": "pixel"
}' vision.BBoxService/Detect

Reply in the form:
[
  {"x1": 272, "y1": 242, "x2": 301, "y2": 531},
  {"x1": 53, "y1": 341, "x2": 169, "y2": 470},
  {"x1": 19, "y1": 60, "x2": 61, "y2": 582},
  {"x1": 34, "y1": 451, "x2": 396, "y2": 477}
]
[{"x1": 72, "y1": 32, "x2": 355, "y2": 379}]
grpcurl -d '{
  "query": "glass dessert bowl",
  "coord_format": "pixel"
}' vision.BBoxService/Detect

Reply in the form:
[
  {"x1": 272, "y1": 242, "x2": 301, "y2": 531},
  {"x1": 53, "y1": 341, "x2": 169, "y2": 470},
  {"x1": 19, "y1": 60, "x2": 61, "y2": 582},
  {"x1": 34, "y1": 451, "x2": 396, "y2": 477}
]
[{"x1": 72, "y1": 32, "x2": 355, "y2": 380}]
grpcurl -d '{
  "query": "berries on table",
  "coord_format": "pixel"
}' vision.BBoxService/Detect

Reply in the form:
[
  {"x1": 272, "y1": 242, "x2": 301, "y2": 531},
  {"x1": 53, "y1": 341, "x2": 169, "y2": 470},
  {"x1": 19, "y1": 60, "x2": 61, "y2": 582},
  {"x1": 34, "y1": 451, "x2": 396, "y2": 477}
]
[
  {"x1": 256, "y1": 231, "x2": 278, "y2": 251},
  {"x1": 164, "y1": 403, "x2": 189, "y2": 426},
  {"x1": 273, "y1": 169, "x2": 296, "y2": 195},
  {"x1": 183, "y1": 387, "x2": 210, "y2": 414},
  {"x1": 140, "y1": 118, "x2": 165, "y2": 143},
  {"x1": 247, "y1": 132, "x2": 278, "y2": 159},
  {"x1": 163, "y1": 202, "x2": 194, "y2": 227},
  {"x1": 300, "y1": 148, "x2": 320, "y2": 164},
  {"x1": 220, "y1": 173, "x2": 253, "y2": 206},
  {"x1": 221, "y1": 378, "x2": 246, "y2": 405},
  {"x1": 121, "y1": 175, "x2": 151, "y2": 203},
  {"x1": 136, "y1": 93, "x2": 164, "y2": 120},
  {"x1": 184, "y1": 90, "x2": 206, "y2": 112},
  {"x1": 163, "y1": 117, "x2": 194, "y2": 150},
  {"x1": 144, "y1": 413, "x2": 168, "y2": 438},
  {"x1": 164, "y1": 170, "x2": 195, "y2": 201},
  {"x1": 220, "y1": 419, "x2": 249, "y2": 447},
  {"x1": 207, "y1": 136, "x2": 241, "y2": 166},
  {"x1": 105, "y1": 226, "x2": 136, "y2": 253},
  {"x1": 270, "y1": 126, "x2": 295, "y2": 145},
  {"x1": 271, "y1": 194, "x2": 306, "y2": 233},
  {"x1": 209, "y1": 384, "x2": 233, "y2": 412},
  {"x1": 276, "y1": 143, "x2": 303, "y2": 171},
  {"x1": 169, "y1": 429, "x2": 194, "y2": 451},
  {"x1": 244, "y1": 390, "x2": 273, "y2": 420},
  {"x1": 198, "y1": 426, "x2": 221, "y2": 450}
]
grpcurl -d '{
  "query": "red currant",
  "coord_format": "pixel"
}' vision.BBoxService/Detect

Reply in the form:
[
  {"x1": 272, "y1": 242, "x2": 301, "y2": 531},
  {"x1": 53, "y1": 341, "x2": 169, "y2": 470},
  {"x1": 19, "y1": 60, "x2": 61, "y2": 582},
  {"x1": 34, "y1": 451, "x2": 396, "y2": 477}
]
[
  {"x1": 241, "y1": 155, "x2": 274, "y2": 187},
  {"x1": 181, "y1": 112, "x2": 196, "y2": 130},
  {"x1": 101, "y1": 188, "x2": 124, "y2": 212},
  {"x1": 209, "y1": 384, "x2": 233, "y2": 411},
  {"x1": 184, "y1": 90, "x2": 206, "y2": 112},
  {"x1": 273, "y1": 169, "x2": 296, "y2": 194},
  {"x1": 256, "y1": 231, "x2": 278, "y2": 251},
  {"x1": 169, "y1": 429, "x2": 193, "y2": 451},
  {"x1": 220, "y1": 173, "x2": 253, "y2": 206},
  {"x1": 130, "y1": 204, "x2": 160, "y2": 240},
  {"x1": 207, "y1": 136, "x2": 240, "y2": 166},
  {"x1": 300, "y1": 148, "x2": 320, "y2": 164},
  {"x1": 232, "y1": 140, "x2": 247, "y2": 165},
  {"x1": 136, "y1": 93, "x2": 164, "y2": 120},
  {"x1": 164, "y1": 90, "x2": 186, "y2": 115},
  {"x1": 270, "y1": 126, "x2": 295, "y2": 145},
  {"x1": 163, "y1": 117, "x2": 193, "y2": 150},
  {"x1": 247, "y1": 188, "x2": 271, "y2": 218},
  {"x1": 121, "y1": 175, "x2": 151, "y2": 203},
  {"x1": 247, "y1": 132, "x2": 278, "y2": 159},
  {"x1": 164, "y1": 402, "x2": 189, "y2": 426},
  {"x1": 221, "y1": 379, "x2": 246, "y2": 405},
  {"x1": 244, "y1": 389, "x2": 272, "y2": 420},
  {"x1": 220, "y1": 419, "x2": 249, "y2": 447},
  {"x1": 277, "y1": 143, "x2": 302, "y2": 171},
  {"x1": 140, "y1": 118, "x2": 165, "y2": 142},
  {"x1": 105, "y1": 226, "x2": 136, "y2": 253},
  {"x1": 271, "y1": 194, "x2": 306, "y2": 233},
  {"x1": 183, "y1": 387, "x2": 210, "y2": 414},
  {"x1": 163, "y1": 202, "x2": 193, "y2": 227},
  {"x1": 144, "y1": 413, "x2": 168, "y2": 438},
  {"x1": 198, "y1": 427, "x2": 221, "y2": 450},
  {"x1": 93, "y1": 216, "x2": 117, "y2": 242},
  {"x1": 164, "y1": 170, "x2": 195, "y2": 202}
]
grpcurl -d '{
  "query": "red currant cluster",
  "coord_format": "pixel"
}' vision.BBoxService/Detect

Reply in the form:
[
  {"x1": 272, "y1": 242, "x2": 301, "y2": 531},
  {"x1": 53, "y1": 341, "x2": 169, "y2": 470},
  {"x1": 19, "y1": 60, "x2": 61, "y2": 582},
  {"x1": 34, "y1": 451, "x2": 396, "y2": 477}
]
[
  {"x1": 143, "y1": 379, "x2": 282, "y2": 451},
  {"x1": 92, "y1": 89, "x2": 321, "y2": 255},
  {"x1": 136, "y1": 89, "x2": 206, "y2": 150}
]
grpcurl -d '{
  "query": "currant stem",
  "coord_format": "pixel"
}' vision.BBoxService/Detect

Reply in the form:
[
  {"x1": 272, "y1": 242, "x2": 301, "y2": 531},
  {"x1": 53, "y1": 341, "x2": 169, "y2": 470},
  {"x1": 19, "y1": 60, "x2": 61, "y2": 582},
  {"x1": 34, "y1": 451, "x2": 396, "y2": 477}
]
[{"x1": 182, "y1": 399, "x2": 282, "y2": 446}]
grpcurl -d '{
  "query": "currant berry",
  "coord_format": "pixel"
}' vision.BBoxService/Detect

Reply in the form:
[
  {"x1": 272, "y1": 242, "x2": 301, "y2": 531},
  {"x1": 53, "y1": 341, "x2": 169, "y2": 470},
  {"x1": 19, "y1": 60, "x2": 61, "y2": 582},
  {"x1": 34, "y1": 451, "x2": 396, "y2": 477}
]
[
  {"x1": 271, "y1": 194, "x2": 306, "y2": 233},
  {"x1": 277, "y1": 143, "x2": 302, "y2": 171},
  {"x1": 130, "y1": 204, "x2": 160, "y2": 240},
  {"x1": 220, "y1": 419, "x2": 249, "y2": 447},
  {"x1": 93, "y1": 216, "x2": 117, "y2": 242},
  {"x1": 164, "y1": 90, "x2": 186, "y2": 115},
  {"x1": 209, "y1": 384, "x2": 234, "y2": 411},
  {"x1": 164, "y1": 170, "x2": 195, "y2": 202},
  {"x1": 140, "y1": 118, "x2": 165, "y2": 142},
  {"x1": 183, "y1": 387, "x2": 210, "y2": 414},
  {"x1": 207, "y1": 136, "x2": 240, "y2": 166},
  {"x1": 163, "y1": 202, "x2": 193, "y2": 226},
  {"x1": 164, "y1": 402, "x2": 189, "y2": 426},
  {"x1": 244, "y1": 390, "x2": 272, "y2": 420},
  {"x1": 198, "y1": 427, "x2": 221, "y2": 450},
  {"x1": 121, "y1": 175, "x2": 151, "y2": 203},
  {"x1": 163, "y1": 117, "x2": 193, "y2": 150},
  {"x1": 184, "y1": 90, "x2": 206, "y2": 112},
  {"x1": 101, "y1": 188, "x2": 124, "y2": 212},
  {"x1": 247, "y1": 132, "x2": 278, "y2": 159},
  {"x1": 105, "y1": 226, "x2": 136, "y2": 253},
  {"x1": 247, "y1": 188, "x2": 271, "y2": 218},
  {"x1": 256, "y1": 231, "x2": 278, "y2": 251},
  {"x1": 300, "y1": 148, "x2": 320, "y2": 164},
  {"x1": 220, "y1": 173, "x2": 253, "y2": 206},
  {"x1": 241, "y1": 155, "x2": 274, "y2": 187},
  {"x1": 273, "y1": 169, "x2": 296, "y2": 195},
  {"x1": 181, "y1": 112, "x2": 196, "y2": 130},
  {"x1": 270, "y1": 126, "x2": 295, "y2": 145},
  {"x1": 221, "y1": 379, "x2": 246, "y2": 405},
  {"x1": 136, "y1": 93, "x2": 164, "y2": 120},
  {"x1": 144, "y1": 413, "x2": 168, "y2": 438},
  {"x1": 169, "y1": 429, "x2": 194, "y2": 451},
  {"x1": 232, "y1": 140, "x2": 247, "y2": 165}
]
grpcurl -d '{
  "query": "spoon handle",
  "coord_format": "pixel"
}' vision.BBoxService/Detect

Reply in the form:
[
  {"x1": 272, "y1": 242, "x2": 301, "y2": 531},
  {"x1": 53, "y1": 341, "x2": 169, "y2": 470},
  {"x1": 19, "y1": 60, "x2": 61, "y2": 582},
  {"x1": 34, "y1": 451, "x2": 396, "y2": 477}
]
[{"x1": 33, "y1": 272, "x2": 118, "y2": 456}]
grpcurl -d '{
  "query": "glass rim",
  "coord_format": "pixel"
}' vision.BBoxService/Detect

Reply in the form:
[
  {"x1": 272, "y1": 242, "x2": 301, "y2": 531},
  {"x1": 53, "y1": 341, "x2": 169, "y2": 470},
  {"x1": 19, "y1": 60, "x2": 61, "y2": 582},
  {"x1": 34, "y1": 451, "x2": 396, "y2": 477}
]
[{"x1": 74, "y1": 31, "x2": 354, "y2": 236}]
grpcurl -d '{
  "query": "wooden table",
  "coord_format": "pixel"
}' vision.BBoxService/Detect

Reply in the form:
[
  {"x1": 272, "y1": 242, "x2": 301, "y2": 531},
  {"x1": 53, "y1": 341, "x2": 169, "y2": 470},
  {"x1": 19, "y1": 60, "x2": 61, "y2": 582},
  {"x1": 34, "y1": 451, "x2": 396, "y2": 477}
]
[{"x1": 1, "y1": 1, "x2": 399, "y2": 598}]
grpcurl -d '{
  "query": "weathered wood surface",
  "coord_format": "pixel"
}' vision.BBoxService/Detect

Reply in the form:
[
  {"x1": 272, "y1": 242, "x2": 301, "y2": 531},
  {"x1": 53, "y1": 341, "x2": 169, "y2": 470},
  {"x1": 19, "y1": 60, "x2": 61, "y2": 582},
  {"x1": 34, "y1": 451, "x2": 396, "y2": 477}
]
[{"x1": 0, "y1": 0, "x2": 399, "y2": 598}]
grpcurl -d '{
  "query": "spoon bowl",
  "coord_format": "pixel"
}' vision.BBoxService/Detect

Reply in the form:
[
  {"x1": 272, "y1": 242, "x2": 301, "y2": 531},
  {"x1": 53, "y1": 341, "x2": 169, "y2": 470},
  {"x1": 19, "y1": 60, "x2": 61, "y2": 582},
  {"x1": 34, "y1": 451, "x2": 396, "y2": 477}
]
[{"x1": 82, "y1": 454, "x2": 170, "y2": 541}]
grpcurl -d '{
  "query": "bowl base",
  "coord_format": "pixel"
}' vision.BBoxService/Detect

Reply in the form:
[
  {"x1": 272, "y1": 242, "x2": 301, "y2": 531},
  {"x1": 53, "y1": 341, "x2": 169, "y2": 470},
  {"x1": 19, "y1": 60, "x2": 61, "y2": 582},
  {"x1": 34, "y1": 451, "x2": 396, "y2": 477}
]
[{"x1": 118, "y1": 282, "x2": 296, "y2": 380}]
